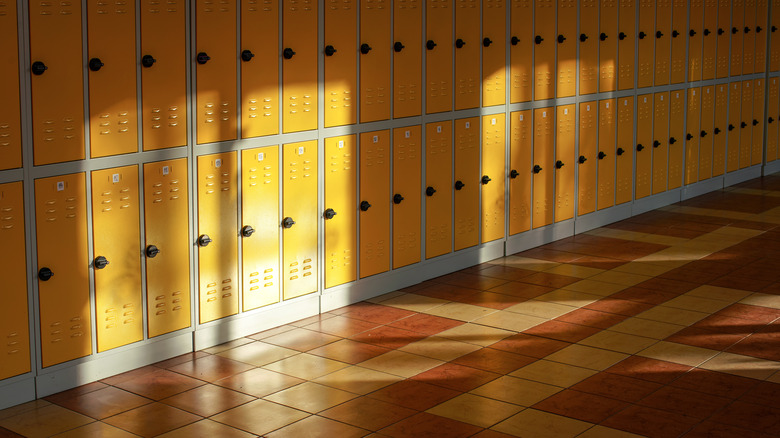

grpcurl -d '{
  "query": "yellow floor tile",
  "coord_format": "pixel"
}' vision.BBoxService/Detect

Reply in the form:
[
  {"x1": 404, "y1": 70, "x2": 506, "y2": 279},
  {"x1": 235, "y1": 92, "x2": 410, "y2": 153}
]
[
  {"x1": 709, "y1": 226, "x2": 764, "y2": 238},
  {"x1": 509, "y1": 360, "x2": 597, "y2": 388},
  {"x1": 366, "y1": 291, "x2": 406, "y2": 304},
  {"x1": 608, "y1": 318, "x2": 685, "y2": 340},
  {"x1": 203, "y1": 338, "x2": 256, "y2": 354},
  {"x1": 545, "y1": 344, "x2": 628, "y2": 371},
  {"x1": 635, "y1": 305, "x2": 710, "y2": 326},
  {"x1": 0, "y1": 403, "x2": 93, "y2": 438},
  {"x1": 611, "y1": 261, "x2": 674, "y2": 277},
  {"x1": 435, "y1": 323, "x2": 515, "y2": 347},
  {"x1": 491, "y1": 256, "x2": 561, "y2": 271},
  {"x1": 156, "y1": 419, "x2": 256, "y2": 438},
  {"x1": 0, "y1": 400, "x2": 51, "y2": 421},
  {"x1": 685, "y1": 285, "x2": 753, "y2": 303},
  {"x1": 560, "y1": 280, "x2": 628, "y2": 297},
  {"x1": 543, "y1": 263, "x2": 605, "y2": 279},
  {"x1": 398, "y1": 336, "x2": 482, "y2": 361},
  {"x1": 588, "y1": 271, "x2": 652, "y2": 287},
  {"x1": 218, "y1": 341, "x2": 300, "y2": 367},
  {"x1": 473, "y1": 311, "x2": 549, "y2": 332},
  {"x1": 470, "y1": 375, "x2": 562, "y2": 406},
  {"x1": 263, "y1": 382, "x2": 358, "y2": 413},
  {"x1": 633, "y1": 234, "x2": 691, "y2": 247},
  {"x1": 313, "y1": 366, "x2": 402, "y2": 394},
  {"x1": 661, "y1": 295, "x2": 730, "y2": 314},
  {"x1": 426, "y1": 393, "x2": 523, "y2": 428},
  {"x1": 378, "y1": 293, "x2": 449, "y2": 313},
  {"x1": 535, "y1": 289, "x2": 603, "y2": 307},
  {"x1": 211, "y1": 400, "x2": 309, "y2": 436},
  {"x1": 263, "y1": 353, "x2": 349, "y2": 380},
  {"x1": 51, "y1": 422, "x2": 139, "y2": 438},
  {"x1": 699, "y1": 352, "x2": 780, "y2": 380},
  {"x1": 587, "y1": 228, "x2": 647, "y2": 242},
  {"x1": 739, "y1": 293, "x2": 780, "y2": 309},
  {"x1": 358, "y1": 350, "x2": 444, "y2": 378},
  {"x1": 578, "y1": 331, "x2": 658, "y2": 355},
  {"x1": 265, "y1": 415, "x2": 368, "y2": 438},
  {"x1": 638, "y1": 341, "x2": 720, "y2": 367},
  {"x1": 505, "y1": 300, "x2": 578, "y2": 319},
  {"x1": 423, "y1": 301, "x2": 498, "y2": 322},
  {"x1": 492, "y1": 408, "x2": 593, "y2": 438},
  {"x1": 577, "y1": 425, "x2": 647, "y2": 438},
  {"x1": 768, "y1": 370, "x2": 780, "y2": 384}
]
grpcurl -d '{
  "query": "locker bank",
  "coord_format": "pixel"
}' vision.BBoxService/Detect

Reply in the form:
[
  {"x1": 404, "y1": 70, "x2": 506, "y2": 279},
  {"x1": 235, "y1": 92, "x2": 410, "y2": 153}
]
[{"x1": 1, "y1": 0, "x2": 780, "y2": 411}]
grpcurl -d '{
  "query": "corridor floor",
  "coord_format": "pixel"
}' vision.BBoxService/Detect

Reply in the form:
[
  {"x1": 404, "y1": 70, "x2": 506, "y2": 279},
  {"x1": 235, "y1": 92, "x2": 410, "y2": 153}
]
[{"x1": 5, "y1": 177, "x2": 780, "y2": 437}]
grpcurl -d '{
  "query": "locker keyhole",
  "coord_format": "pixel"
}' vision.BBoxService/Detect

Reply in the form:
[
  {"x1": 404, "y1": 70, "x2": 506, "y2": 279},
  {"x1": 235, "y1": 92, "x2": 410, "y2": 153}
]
[
  {"x1": 656, "y1": 31, "x2": 664, "y2": 39},
  {"x1": 426, "y1": 40, "x2": 437, "y2": 50},
  {"x1": 638, "y1": 31, "x2": 646, "y2": 39},
  {"x1": 89, "y1": 58, "x2": 104, "y2": 72},
  {"x1": 242, "y1": 225, "x2": 256, "y2": 238},
  {"x1": 704, "y1": 29, "x2": 711, "y2": 36},
  {"x1": 686, "y1": 133, "x2": 693, "y2": 141},
  {"x1": 772, "y1": 26, "x2": 778, "y2": 33},
  {"x1": 426, "y1": 187, "x2": 436, "y2": 197},
  {"x1": 38, "y1": 267, "x2": 54, "y2": 282},
  {"x1": 672, "y1": 30, "x2": 680, "y2": 38},
  {"x1": 360, "y1": 201, "x2": 371, "y2": 211},
  {"x1": 689, "y1": 29, "x2": 696, "y2": 37},
  {"x1": 732, "y1": 27, "x2": 738, "y2": 34},
  {"x1": 31, "y1": 61, "x2": 48, "y2": 75},
  {"x1": 600, "y1": 33, "x2": 608, "y2": 41},
  {"x1": 757, "y1": 26, "x2": 763, "y2": 33},
  {"x1": 324, "y1": 208, "x2": 337, "y2": 219},
  {"x1": 241, "y1": 50, "x2": 255, "y2": 62},
  {"x1": 141, "y1": 55, "x2": 156, "y2": 68},
  {"x1": 636, "y1": 144, "x2": 645, "y2": 152},
  {"x1": 196, "y1": 52, "x2": 210, "y2": 64},
  {"x1": 653, "y1": 140, "x2": 661, "y2": 148},
  {"x1": 714, "y1": 127, "x2": 721, "y2": 134},
  {"x1": 744, "y1": 27, "x2": 750, "y2": 34},
  {"x1": 198, "y1": 234, "x2": 212, "y2": 247},
  {"x1": 728, "y1": 124, "x2": 735, "y2": 131},
  {"x1": 618, "y1": 32, "x2": 626, "y2": 40},
  {"x1": 718, "y1": 28, "x2": 724, "y2": 35},
  {"x1": 283, "y1": 48, "x2": 296, "y2": 59},
  {"x1": 324, "y1": 45, "x2": 337, "y2": 56},
  {"x1": 511, "y1": 36, "x2": 520, "y2": 45},
  {"x1": 616, "y1": 148, "x2": 625, "y2": 156},
  {"x1": 394, "y1": 42, "x2": 405, "y2": 52},
  {"x1": 701, "y1": 130, "x2": 708, "y2": 137},
  {"x1": 555, "y1": 160, "x2": 565, "y2": 168},
  {"x1": 669, "y1": 137, "x2": 677, "y2": 145},
  {"x1": 94, "y1": 256, "x2": 109, "y2": 270},
  {"x1": 282, "y1": 217, "x2": 296, "y2": 228},
  {"x1": 535, "y1": 35, "x2": 544, "y2": 44},
  {"x1": 455, "y1": 180, "x2": 466, "y2": 189},
  {"x1": 509, "y1": 170, "x2": 519, "y2": 179},
  {"x1": 740, "y1": 122, "x2": 747, "y2": 129},
  {"x1": 753, "y1": 119, "x2": 759, "y2": 126},
  {"x1": 456, "y1": 38, "x2": 466, "y2": 48},
  {"x1": 580, "y1": 34, "x2": 589, "y2": 42},
  {"x1": 557, "y1": 35, "x2": 566, "y2": 44},
  {"x1": 578, "y1": 155, "x2": 587, "y2": 163},
  {"x1": 597, "y1": 151, "x2": 606, "y2": 160},
  {"x1": 481, "y1": 175, "x2": 492, "y2": 184},
  {"x1": 483, "y1": 37, "x2": 493, "y2": 47},
  {"x1": 146, "y1": 245, "x2": 160, "y2": 258},
  {"x1": 769, "y1": 118, "x2": 775, "y2": 124},
  {"x1": 393, "y1": 194, "x2": 404, "y2": 204},
  {"x1": 360, "y1": 43, "x2": 372, "y2": 54},
  {"x1": 532, "y1": 165, "x2": 542, "y2": 173}
]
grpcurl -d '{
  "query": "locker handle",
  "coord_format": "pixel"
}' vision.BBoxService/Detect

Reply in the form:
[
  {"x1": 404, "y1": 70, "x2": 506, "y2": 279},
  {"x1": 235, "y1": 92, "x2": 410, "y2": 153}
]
[
  {"x1": 618, "y1": 32, "x2": 626, "y2": 40},
  {"x1": 701, "y1": 130, "x2": 708, "y2": 137},
  {"x1": 757, "y1": 26, "x2": 763, "y2": 33},
  {"x1": 481, "y1": 175, "x2": 492, "y2": 184},
  {"x1": 532, "y1": 165, "x2": 542, "y2": 174},
  {"x1": 728, "y1": 124, "x2": 735, "y2": 131},
  {"x1": 686, "y1": 133, "x2": 693, "y2": 141},
  {"x1": 325, "y1": 45, "x2": 337, "y2": 56},
  {"x1": 360, "y1": 201, "x2": 371, "y2": 211},
  {"x1": 94, "y1": 256, "x2": 109, "y2": 270},
  {"x1": 704, "y1": 29, "x2": 711, "y2": 36},
  {"x1": 282, "y1": 217, "x2": 296, "y2": 228},
  {"x1": 769, "y1": 117, "x2": 775, "y2": 124},
  {"x1": 718, "y1": 28, "x2": 724, "y2": 35},
  {"x1": 360, "y1": 43, "x2": 372, "y2": 54},
  {"x1": 198, "y1": 234, "x2": 212, "y2": 247},
  {"x1": 597, "y1": 151, "x2": 606, "y2": 160},
  {"x1": 772, "y1": 26, "x2": 778, "y2": 33},
  {"x1": 555, "y1": 160, "x2": 565, "y2": 168},
  {"x1": 638, "y1": 31, "x2": 646, "y2": 40},
  {"x1": 483, "y1": 37, "x2": 493, "y2": 47},
  {"x1": 38, "y1": 267, "x2": 53, "y2": 282},
  {"x1": 426, "y1": 40, "x2": 437, "y2": 50},
  {"x1": 511, "y1": 36, "x2": 520, "y2": 45},
  {"x1": 600, "y1": 33, "x2": 608, "y2": 41},
  {"x1": 241, "y1": 50, "x2": 255, "y2": 62},
  {"x1": 740, "y1": 122, "x2": 747, "y2": 129},
  {"x1": 689, "y1": 29, "x2": 696, "y2": 37},
  {"x1": 283, "y1": 48, "x2": 296, "y2": 59},
  {"x1": 509, "y1": 170, "x2": 519, "y2": 179},
  {"x1": 580, "y1": 34, "x2": 589, "y2": 42},
  {"x1": 578, "y1": 155, "x2": 587, "y2": 163},
  {"x1": 669, "y1": 137, "x2": 677, "y2": 145},
  {"x1": 636, "y1": 144, "x2": 645, "y2": 152},
  {"x1": 456, "y1": 38, "x2": 466, "y2": 48},
  {"x1": 753, "y1": 119, "x2": 759, "y2": 126},
  {"x1": 394, "y1": 42, "x2": 405, "y2": 52},
  {"x1": 323, "y1": 208, "x2": 337, "y2": 219},
  {"x1": 196, "y1": 52, "x2": 211, "y2": 64},
  {"x1": 242, "y1": 225, "x2": 256, "y2": 238},
  {"x1": 653, "y1": 140, "x2": 661, "y2": 148},
  {"x1": 732, "y1": 27, "x2": 738, "y2": 34},
  {"x1": 534, "y1": 35, "x2": 543, "y2": 45},
  {"x1": 31, "y1": 61, "x2": 48, "y2": 75},
  {"x1": 141, "y1": 55, "x2": 156, "y2": 68},
  {"x1": 455, "y1": 180, "x2": 466, "y2": 189},
  {"x1": 89, "y1": 58, "x2": 104, "y2": 72},
  {"x1": 672, "y1": 30, "x2": 680, "y2": 38},
  {"x1": 393, "y1": 194, "x2": 404, "y2": 204},
  {"x1": 426, "y1": 187, "x2": 436, "y2": 197},
  {"x1": 616, "y1": 148, "x2": 625, "y2": 156},
  {"x1": 146, "y1": 245, "x2": 160, "y2": 258},
  {"x1": 656, "y1": 31, "x2": 663, "y2": 39},
  {"x1": 714, "y1": 127, "x2": 721, "y2": 134},
  {"x1": 557, "y1": 35, "x2": 566, "y2": 44},
  {"x1": 744, "y1": 27, "x2": 750, "y2": 34}
]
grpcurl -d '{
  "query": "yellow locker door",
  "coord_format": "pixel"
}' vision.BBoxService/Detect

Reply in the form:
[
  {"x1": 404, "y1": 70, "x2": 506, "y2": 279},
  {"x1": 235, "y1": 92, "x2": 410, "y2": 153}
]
[
  {"x1": 143, "y1": 159, "x2": 191, "y2": 338},
  {"x1": 618, "y1": 0, "x2": 636, "y2": 90},
  {"x1": 35, "y1": 173, "x2": 92, "y2": 367},
  {"x1": 510, "y1": 0, "x2": 533, "y2": 102},
  {"x1": 482, "y1": 114, "x2": 506, "y2": 242},
  {"x1": 510, "y1": 111, "x2": 532, "y2": 234},
  {"x1": 668, "y1": 90, "x2": 685, "y2": 189},
  {"x1": 359, "y1": 132, "x2": 390, "y2": 277},
  {"x1": 597, "y1": 99, "x2": 616, "y2": 210},
  {"x1": 580, "y1": 0, "x2": 599, "y2": 94},
  {"x1": 454, "y1": 118, "x2": 480, "y2": 248},
  {"x1": 394, "y1": 126, "x2": 422, "y2": 269},
  {"x1": 324, "y1": 138, "x2": 356, "y2": 288},
  {"x1": 739, "y1": 80, "x2": 753, "y2": 169},
  {"x1": 535, "y1": 0, "x2": 556, "y2": 100},
  {"x1": 0, "y1": 0, "x2": 21, "y2": 170},
  {"x1": 716, "y1": 0, "x2": 731, "y2": 77},
  {"x1": 669, "y1": 0, "x2": 687, "y2": 84},
  {"x1": 743, "y1": 0, "x2": 757, "y2": 74},
  {"x1": 599, "y1": 0, "x2": 618, "y2": 92},
  {"x1": 752, "y1": 79, "x2": 765, "y2": 165},
  {"x1": 242, "y1": 146, "x2": 281, "y2": 307},
  {"x1": 713, "y1": 84, "x2": 728, "y2": 176},
  {"x1": 361, "y1": 0, "x2": 391, "y2": 122},
  {"x1": 755, "y1": 0, "x2": 768, "y2": 72},
  {"x1": 685, "y1": 89, "x2": 702, "y2": 185},
  {"x1": 767, "y1": 78, "x2": 780, "y2": 162},
  {"x1": 637, "y1": 0, "x2": 656, "y2": 88},
  {"x1": 701, "y1": 0, "x2": 717, "y2": 79},
  {"x1": 197, "y1": 153, "x2": 238, "y2": 323},
  {"x1": 771, "y1": 0, "x2": 780, "y2": 71},
  {"x1": 282, "y1": 141, "x2": 318, "y2": 298},
  {"x1": 655, "y1": 0, "x2": 672, "y2": 85},
  {"x1": 726, "y1": 82, "x2": 742, "y2": 172},
  {"x1": 455, "y1": 0, "x2": 481, "y2": 110},
  {"x1": 556, "y1": 105, "x2": 576, "y2": 220},
  {"x1": 578, "y1": 102, "x2": 598, "y2": 214},
  {"x1": 688, "y1": 0, "x2": 704, "y2": 82},
  {"x1": 141, "y1": 0, "x2": 187, "y2": 150},
  {"x1": 324, "y1": 0, "x2": 357, "y2": 128},
  {"x1": 557, "y1": 0, "x2": 577, "y2": 97},
  {"x1": 636, "y1": 95, "x2": 653, "y2": 199},
  {"x1": 0, "y1": 182, "x2": 30, "y2": 380},
  {"x1": 616, "y1": 97, "x2": 634, "y2": 205},
  {"x1": 699, "y1": 86, "x2": 716, "y2": 180},
  {"x1": 196, "y1": 0, "x2": 237, "y2": 144},
  {"x1": 427, "y1": 0, "x2": 453, "y2": 113},
  {"x1": 426, "y1": 122, "x2": 453, "y2": 258},
  {"x1": 282, "y1": 0, "x2": 318, "y2": 133},
  {"x1": 533, "y1": 108, "x2": 555, "y2": 228},
  {"x1": 393, "y1": 0, "x2": 422, "y2": 117},
  {"x1": 652, "y1": 92, "x2": 670, "y2": 194},
  {"x1": 731, "y1": 0, "x2": 745, "y2": 76},
  {"x1": 241, "y1": 0, "x2": 279, "y2": 138},
  {"x1": 483, "y1": 0, "x2": 506, "y2": 106},
  {"x1": 393, "y1": 127, "x2": 422, "y2": 266},
  {"x1": 29, "y1": 0, "x2": 85, "y2": 165}
]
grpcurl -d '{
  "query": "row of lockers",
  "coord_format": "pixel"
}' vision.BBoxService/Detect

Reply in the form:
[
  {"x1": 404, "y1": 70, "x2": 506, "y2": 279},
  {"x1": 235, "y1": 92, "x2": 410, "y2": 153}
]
[{"x1": 2, "y1": 0, "x2": 780, "y2": 171}]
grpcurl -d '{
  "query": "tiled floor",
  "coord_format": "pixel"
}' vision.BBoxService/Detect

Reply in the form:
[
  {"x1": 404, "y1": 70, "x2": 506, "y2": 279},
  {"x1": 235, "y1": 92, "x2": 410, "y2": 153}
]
[{"x1": 6, "y1": 178, "x2": 780, "y2": 437}]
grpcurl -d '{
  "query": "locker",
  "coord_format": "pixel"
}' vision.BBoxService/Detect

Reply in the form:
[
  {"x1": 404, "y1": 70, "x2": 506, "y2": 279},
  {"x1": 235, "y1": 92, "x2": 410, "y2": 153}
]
[
  {"x1": 668, "y1": 90, "x2": 685, "y2": 189},
  {"x1": 196, "y1": 0, "x2": 237, "y2": 144},
  {"x1": 241, "y1": 0, "x2": 279, "y2": 138},
  {"x1": 767, "y1": 78, "x2": 780, "y2": 162},
  {"x1": 713, "y1": 84, "x2": 729, "y2": 176},
  {"x1": 533, "y1": 108, "x2": 555, "y2": 228},
  {"x1": 0, "y1": 0, "x2": 21, "y2": 170},
  {"x1": 324, "y1": 138, "x2": 356, "y2": 288},
  {"x1": 0, "y1": 182, "x2": 30, "y2": 380},
  {"x1": 197, "y1": 153, "x2": 239, "y2": 323},
  {"x1": 636, "y1": 94, "x2": 653, "y2": 199},
  {"x1": 454, "y1": 118, "x2": 481, "y2": 248},
  {"x1": 282, "y1": 0, "x2": 318, "y2": 132},
  {"x1": 426, "y1": 0, "x2": 453, "y2": 113},
  {"x1": 599, "y1": 0, "x2": 618, "y2": 92},
  {"x1": 752, "y1": 79, "x2": 765, "y2": 166},
  {"x1": 579, "y1": 0, "x2": 598, "y2": 94},
  {"x1": 755, "y1": 0, "x2": 768, "y2": 72},
  {"x1": 685, "y1": 89, "x2": 702, "y2": 185},
  {"x1": 578, "y1": 103, "x2": 598, "y2": 215},
  {"x1": 455, "y1": 0, "x2": 481, "y2": 109},
  {"x1": 359, "y1": 132, "x2": 390, "y2": 277},
  {"x1": 557, "y1": 0, "x2": 577, "y2": 98},
  {"x1": 534, "y1": 0, "x2": 556, "y2": 100},
  {"x1": 242, "y1": 147, "x2": 281, "y2": 307},
  {"x1": 716, "y1": 0, "x2": 731, "y2": 77},
  {"x1": 510, "y1": 111, "x2": 532, "y2": 233},
  {"x1": 699, "y1": 86, "x2": 716, "y2": 180},
  {"x1": 393, "y1": 126, "x2": 422, "y2": 266},
  {"x1": 771, "y1": 0, "x2": 780, "y2": 71},
  {"x1": 393, "y1": 0, "x2": 422, "y2": 118},
  {"x1": 652, "y1": 92, "x2": 670, "y2": 194},
  {"x1": 597, "y1": 99, "x2": 616, "y2": 210},
  {"x1": 615, "y1": 97, "x2": 634, "y2": 205},
  {"x1": 426, "y1": 122, "x2": 453, "y2": 258},
  {"x1": 35, "y1": 173, "x2": 92, "y2": 367},
  {"x1": 702, "y1": 0, "x2": 718, "y2": 79},
  {"x1": 669, "y1": 0, "x2": 687, "y2": 84},
  {"x1": 88, "y1": 0, "x2": 138, "y2": 158},
  {"x1": 360, "y1": 0, "x2": 391, "y2": 122},
  {"x1": 555, "y1": 106, "x2": 576, "y2": 221},
  {"x1": 726, "y1": 82, "x2": 742, "y2": 173},
  {"x1": 739, "y1": 80, "x2": 753, "y2": 169},
  {"x1": 617, "y1": 0, "x2": 636, "y2": 90},
  {"x1": 141, "y1": 0, "x2": 187, "y2": 150},
  {"x1": 688, "y1": 0, "x2": 704, "y2": 82},
  {"x1": 637, "y1": 0, "x2": 655, "y2": 88},
  {"x1": 482, "y1": 114, "x2": 506, "y2": 242},
  {"x1": 29, "y1": 0, "x2": 85, "y2": 165},
  {"x1": 324, "y1": 0, "x2": 357, "y2": 128},
  {"x1": 143, "y1": 159, "x2": 191, "y2": 338},
  {"x1": 743, "y1": 0, "x2": 756, "y2": 74},
  {"x1": 510, "y1": 0, "x2": 534, "y2": 102},
  {"x1": 282, "y1": 141, "x2": 318, "y2": 298},
  {"x1": 654, "y1": 0, "x2": 672, "y2": 85},
  {"x1": 731, "y1": 0, "x2": 745, "y2": 76},
  {"x1": 482, "y1": 0, "x2": 506, "y2": 106}
]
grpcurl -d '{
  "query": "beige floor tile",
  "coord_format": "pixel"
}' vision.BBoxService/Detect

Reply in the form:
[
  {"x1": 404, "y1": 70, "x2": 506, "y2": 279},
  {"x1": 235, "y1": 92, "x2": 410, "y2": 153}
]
[
  {"x1": 588, "y1": 271, "x2": 652, "y2": 287},
  {"x1": 263, "y1": 382, "x2": 358, "y2": 413},
  {"x1": 358, "y1": 350, "x2": 444, "y2": 378},
  {"x1": 203, "y1": 338, "x2": 256, "y2": 355},
  {"x1": 212, "y1": 400, "x2": 309, "y2": 436},
  {"x1": 435, "y1": 323, "x2": 515, "y2": 347},
  {"x1": 578, "y1": 331, "x2": 657, "y2": 355},
  {"x1": 473, "y1": 311, "x2": 549, "y2": 332},
  {"x1": 699, "y1": 352, "x2": 780, "y2": 380},
  {"x1": 739, "y1": 293, "x2": 780, "y2": 309},
  {"x1": 265, "y1": 415, "x2": 368, "y2": 438},
  {"x1": 560, "y1": 280, "x2": 627, "y2": 297},
  {"x1": 427, "y1": 393, "x2": 523, "y2": 428},
  {"x1": 218, "y1": 341, "x2": 300, "y2": 366},
  {"x1": 424, "y1": 301, "x2": 498, "y2": 322},
  {"x1": 492, "y1": 256, "x2": 561, "y2": 271},
  {"x1": 263, "y1": 353, "x2": 349, "y2": 380},
  {"x1": 662, "y1": 295, "x2": 730, "y2": 314},
  {"x1": 632, "y1": 234, "x2": 690, "y2": 247},
  {"x1": 398, "y1": 336, "x2": 482, "y2": 361},
  {"x1": 638, "y1": 341, "x2": 720, "y2": 367},
  {"x1": 611, "y1": 261, "x2": 674, "y2": 277},
  {"x1": 492, "y1": 408, "x2": 593, "y2": 438},
  {"x1": 0, "y1": 400, "x2": 51, "y2": 421},
  {"x1": 588, "y1": 228, "x2": 647, "y2": 242},
  {"x1": 636, "y1": 306, "x2": 710, "y2": 326},
  {"x1": 710, "y1": 226, "x2": 764, "y2": 238},
  {"x1": 577, "y1": 425, "x2": 647, "y2": 438},
  {"x1": 313, "y1": 366, "x2": 402, "y2": 394},
  {"x1": 378, "y1": 293, "x2": 449, "y2": 312},
  {"x1": 505, "y1": 301, "x2": 578, "y2": 319},
  {"x1": 0, "y1": 403, "x2": 93, "y2": 438},
  {"x1": 545, "y1": 344, "x2": 629, "y2": 371},
  {"x1": 543, "y1": 264, "x2": 605, "y2": 279},
  {"x1": 51, "y1": 422, "x2": 138, "y2": 438},
  {"x1": 471, "y1": 375, "x2": 562, "y2": 406},
  {"x1": 768, "y1": 370, "x2": 780, "y2": 384},
  {"x1": 535, "y1": 289, "x2": 603, "y2": 307},
  {"x1": 609, "y1": 318, "x2": 685, "y2": 339},
  {"x1": 156, "y1": 419, "x2": 256, "y2": 438},
  {"x1": 685, "y1": 285, "x2": 753, "y2": 303},
  {"x1": 366, "y1": 291, "x2": 406, "y2": 304},
  {"x1": 509, "y1": 360, "x2": 596, "y2": 388},
  {"x1": 214, "y1": 368, "x2": 304, "y2": 398}
]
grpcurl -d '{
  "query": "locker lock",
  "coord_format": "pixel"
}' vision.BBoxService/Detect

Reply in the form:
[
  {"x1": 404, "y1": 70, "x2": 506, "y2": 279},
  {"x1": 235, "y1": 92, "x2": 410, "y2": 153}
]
[
  {"x1": 672, "y1": 30, "x2": 680, "y2": 38},
  {"x1": 360, "y1": 201, "x2": 371, "y2": 211},
  {"x1": 757, "y1": 26, "x2": 763, "y2": 33},
  {"x1": 146, "y1": 245, "x2": 160, "y2": 258},
  {"x1": 456, "y1": 38, "x2": 466, "y2": 48},
  {"x1": 394, "y1": 42, "x2": 405, "y2": 52},
  {"x1": 741, "y1": 121, "x2": 747, "y2": 129},
  {"x1": 636, "y1": 144, "x2": 645, "y2": 152},
  {"x1": 728, "y1": 124, "x2": 735, "y2": 131},
  {"x1": 753, "y1": 119, "x2": 759, "y2": 126},
  {"x1": 704, "y1": 29, "x2": 711, "y2": 36},
  {"x1": 638, "y1": 31, "x2": 646, "y2": 39},
  {"x1": 241, "y1": 225, "x2": 256, "y2": 237},
  {"x1": 89, "y1": 58, "x2": 104, "y2": 72},
  {"x1": 283, "y1": 48, "x2": 296, "y2": 59},
  {"x1": 393, "y1": 194, "x2": 404, "y2": 204},
  {"x1": 241, "y1": 50, "x2": 255, "y2": 62},
  {"x1": 534, "y1": 35, "x2": 544, "y2": 45},
  {"x1": 701, "y1": 130, "x2": 708, "y2": 137},
  {"x1": 618, "y1": 32, "x2": 626, "y2": 40},
  {"x1": 732, "y1": 27, "x2": 738, "y2": 34},
  {"x1": 94, "y1": 256, "x2": 109, "y2": 270},
  {"x1": 198, "y1": 234, "x2": 212, "y2": 247},
  {"x1": 38, "y1": 267, "x2": 53, "y2": 282},
  {"x1": 360, "y1": 43, "x2": 372, "y2": 54},
  {"x1": 455, "y1": 180, "x2": 465, "y2": 190},
  {"x1": 555, "y1": 160, "x2": 565, "y2": 168},
  {"x1": 773, "y1": 26, "x2": 778, "y2": 33},
  {"x1": 481, "y1": 175, "x2": 492, "y2": 184},
  {"x1": 718, "y1": 28, "x2": 724, "y2": 35},
  {"x1": 282, "y1": 217, "x2": 296, "y2": 228},
  {"x1": 578, "y1": 155, "x2": 587, "y2": 163},
  {"x1": 532, "y1": 165, "x2": 542, "y2": 173},
  {"x1": 714, "y1": 127, "x2": 721, "y2": 134},
  {"x1": 141, "y1": 55, "x2": 156, "y2": 68},
  {"x1": 511, "y1": 36, "x2": 520, "y2": 45},
  {"x1": 597, "y1": 151, "x2": 606, "y2": 159},
  {"x1": 744, "y1": 27, "x2": 751, "y2": 34},
  {"x1": 426, "y1": 40, "x2": 437, "y2": 50},
  {"x1": 509, "y1": 170, "x2": 520, "y2": 179},
  {"x1": 656, "y1": 31, "x2": 664, "y2": 39},
  {"x1": 557, "y1": 35, "x2": 566, "y2": 44},
  {"x1": 483, "y1": 37, "x2": 493, "y2": 47},
  {"x1": 653, "y1": 140, "x2": 661, "y2": 148},
  {"x1": 31, "y1": 61, "x2": 48, "y2": 75},
  {"x1": 689, "y1": 29, "x2": 696, "y2": 37},
  {"x1": 669, "y1": 137, "x2": 677, "y2": 144},
  {"x1": 324, "y1": 208, "x2": 337, "y2": 219},
  {"x1": 770, "y1": 117, "x2": 775, "y2": 124},
  {"x1": 196, "y1": 52, "x2": 210, "y2": 64},
  {"x1": 686, "y1": 133, "x2": 693, "y2": 141},
  {"x1": 426, "y1": 186, "x2": 436, "y2": 197},
  {"x1": 616, "y1": 148, "x2": 625, "y2": 156},
  {"x1": 580, "y1": 34, "x2": 588, "y2": 42},
  {"x1": 600, "y1": 33, "x2": 608, "y2": 41}
]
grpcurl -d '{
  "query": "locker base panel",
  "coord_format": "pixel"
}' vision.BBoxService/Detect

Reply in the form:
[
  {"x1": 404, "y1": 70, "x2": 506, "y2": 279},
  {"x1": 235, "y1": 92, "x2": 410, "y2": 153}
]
[
  {"x1": 322, "y1": 240, "x2": 505, "y2": 312},
  {"x1": 505, "y1": 220, "x2": 575, "y2": 256},
  {"x1": 681, "y1": 176, "x2": 725, "y2": 201},
  {"x1": 724, "y1": 165, "x2": 762, "y2": 187},
  {"x1": 631, "y1": 189, "x2": 682, "y2": 216},
  {"x1": 35, "y1": 331, "x2": 192, "y2": 398},
  {"x1": 574, "y1": 203, "x2": 633, "y2": 234},
  {"x1": 764, "y1": 160, "x2": 780, "y2": 175},
  {"x1": 0, "y1": 377, "x2": 35, "y2": 411}
]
